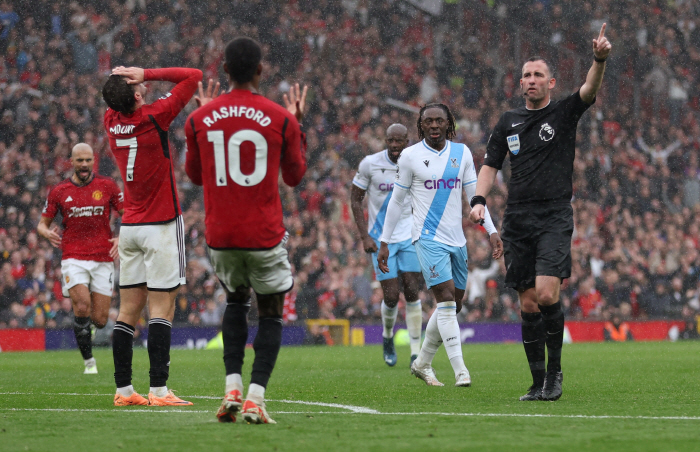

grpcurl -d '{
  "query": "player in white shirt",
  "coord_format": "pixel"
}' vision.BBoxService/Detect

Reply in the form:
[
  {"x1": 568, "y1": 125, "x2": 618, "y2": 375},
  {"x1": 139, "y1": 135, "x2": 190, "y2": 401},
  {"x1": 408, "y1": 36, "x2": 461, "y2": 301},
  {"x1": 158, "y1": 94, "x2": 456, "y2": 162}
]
[
  {"x1": 351, "y1": 124, "x2": 424, "y2": 368},
  {"x1": 378, "y1": 104, "x2": 503, "y2": 387}
]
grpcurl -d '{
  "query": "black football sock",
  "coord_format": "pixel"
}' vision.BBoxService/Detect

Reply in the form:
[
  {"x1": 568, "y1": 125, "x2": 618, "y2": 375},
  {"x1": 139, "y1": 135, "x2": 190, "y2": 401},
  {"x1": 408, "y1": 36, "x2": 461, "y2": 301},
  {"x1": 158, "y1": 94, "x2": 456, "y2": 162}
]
[
  {"x1": 539, "y1": 302, "x2": 565, "y2": 373},
  {"x1": 250, "y1": 316, "x2": 283, "y2": 389},
  {"x1": 222, "y1": 302, "x2": 250, "y2": 376},
  {"x1": 113, "y1": 321, "x2": 135, "y2": 388},
  {"x1": 73, "y1": 316, "x2": 93, "y2": 360},
  {"x1": 521, "y1": 311, "x2": 546, "y2": 387},
  {"x1": 148, "y1": 318, "x2": 172, "y2": 388}
]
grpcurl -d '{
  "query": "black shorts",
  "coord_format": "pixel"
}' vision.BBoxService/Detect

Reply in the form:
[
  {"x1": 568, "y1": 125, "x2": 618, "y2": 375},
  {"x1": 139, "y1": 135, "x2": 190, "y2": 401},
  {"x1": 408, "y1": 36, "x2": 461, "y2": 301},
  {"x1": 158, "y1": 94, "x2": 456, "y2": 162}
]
[{"x1": 501, "y1": 202, "x2": 573, "y2": 292}]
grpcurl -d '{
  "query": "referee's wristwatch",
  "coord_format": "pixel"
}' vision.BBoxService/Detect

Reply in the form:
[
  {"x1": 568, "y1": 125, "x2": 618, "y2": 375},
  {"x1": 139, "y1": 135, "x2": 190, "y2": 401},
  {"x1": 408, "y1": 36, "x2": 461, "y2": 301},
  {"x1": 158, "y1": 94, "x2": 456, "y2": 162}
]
[{"x1": 470, "y1": 195, "x2": 486, "y2": 208}]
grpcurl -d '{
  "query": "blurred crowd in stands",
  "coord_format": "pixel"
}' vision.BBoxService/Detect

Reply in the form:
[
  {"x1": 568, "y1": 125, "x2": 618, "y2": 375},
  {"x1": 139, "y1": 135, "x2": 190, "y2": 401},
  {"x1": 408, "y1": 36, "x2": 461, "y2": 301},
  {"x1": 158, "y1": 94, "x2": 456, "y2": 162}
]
[{"x1": 0, "y1": 0, "x2": 699, "y2": 334}]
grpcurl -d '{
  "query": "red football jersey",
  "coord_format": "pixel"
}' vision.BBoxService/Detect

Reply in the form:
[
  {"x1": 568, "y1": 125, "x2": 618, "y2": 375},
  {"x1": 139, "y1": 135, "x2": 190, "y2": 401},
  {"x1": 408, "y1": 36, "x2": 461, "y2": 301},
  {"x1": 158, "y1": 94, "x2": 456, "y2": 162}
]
[
  {"x1": 42, "y1": 175, "x2": 123, "y2": 262},
  {"x1": 185, "y1": 89, "x2": 307, "y2": 249},
  {"x1": 104, "y1": 67, "x2": 201, "y2": 225}
]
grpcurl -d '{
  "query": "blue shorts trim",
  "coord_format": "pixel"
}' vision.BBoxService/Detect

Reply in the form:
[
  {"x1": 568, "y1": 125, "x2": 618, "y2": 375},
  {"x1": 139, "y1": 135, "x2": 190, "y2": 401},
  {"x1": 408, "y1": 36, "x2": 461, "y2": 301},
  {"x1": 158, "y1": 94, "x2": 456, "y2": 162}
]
[
  {"x1": 372, "y1": 238, "x2": 421, "y2": 281},
  {"x1": 414, "y1": 239, "x2": 468, "y2": 290}
]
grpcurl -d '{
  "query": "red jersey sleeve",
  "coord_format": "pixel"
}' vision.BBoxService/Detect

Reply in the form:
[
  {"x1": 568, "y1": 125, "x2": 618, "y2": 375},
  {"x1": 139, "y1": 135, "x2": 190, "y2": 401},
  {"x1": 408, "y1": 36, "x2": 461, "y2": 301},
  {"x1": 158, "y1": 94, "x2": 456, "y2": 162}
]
[
  {"x1": 41, "y1": 186, "x2": 60, "y2": 219},
  {"x1": 184, "y1": 116, "x2": 203, "y2": 186},
  {"x1": 144, "y1": 67, "x2": 202, "y2": 128},
  {"x1": 109, "y1": 179, "x2": 124, "y2": 213},
  {"x1": 281, "y1": 117, "x2": 307, "y2": 187}
]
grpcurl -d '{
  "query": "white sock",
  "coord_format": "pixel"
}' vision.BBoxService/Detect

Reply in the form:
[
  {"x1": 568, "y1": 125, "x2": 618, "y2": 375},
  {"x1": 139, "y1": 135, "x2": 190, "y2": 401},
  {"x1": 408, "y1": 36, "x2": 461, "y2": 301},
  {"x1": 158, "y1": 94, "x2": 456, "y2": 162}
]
[
  {"x1": 246, "y1": 383, "x2": 265, "y2": 404},
  {"x1": 405, "y1": 299, "x2": 423, "y2": 356},
  {"x1": 150, "y1": 386, "x2": 168, "y2": 397},
  {"x1": 381, "y1": 301, "x2": 398, "y2": 339},
  {"x1": 436, "y1": 301, "x2": 468, "y2": 377},
  {"x1": 415, "y1": 309, "x2": 440, "y2": 368},
  {"x1": 84, "y1": 357, "x2": 96, "y2": 367},
  {"x1": 116, "y1": 385, "x2": 134, "y2": 397},
  {"x1": 225, "y1": 374, "x2": 244, "y2": 394}
]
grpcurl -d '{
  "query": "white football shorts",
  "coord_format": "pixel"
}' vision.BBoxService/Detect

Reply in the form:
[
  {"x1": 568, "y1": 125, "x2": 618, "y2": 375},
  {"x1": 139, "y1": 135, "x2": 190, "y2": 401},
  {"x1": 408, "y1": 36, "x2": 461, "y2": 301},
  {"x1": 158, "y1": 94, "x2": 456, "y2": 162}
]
[
  {"x1": 61, "y1": 258, "x2": 115, "y2": 297},
  {"x1": 118, "y1": 216, "x2": 186, "y2": 291},
  {"x1": 208, "y1": 234, "x2": 293, "y2": 295}
]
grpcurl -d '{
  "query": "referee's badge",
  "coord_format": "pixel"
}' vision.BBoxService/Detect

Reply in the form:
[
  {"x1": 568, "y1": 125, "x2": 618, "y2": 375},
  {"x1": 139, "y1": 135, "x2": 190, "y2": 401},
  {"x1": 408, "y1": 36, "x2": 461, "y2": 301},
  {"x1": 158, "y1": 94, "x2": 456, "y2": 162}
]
[{"x1": 507, "y1": 134, "x2": 521, "y2": 155}]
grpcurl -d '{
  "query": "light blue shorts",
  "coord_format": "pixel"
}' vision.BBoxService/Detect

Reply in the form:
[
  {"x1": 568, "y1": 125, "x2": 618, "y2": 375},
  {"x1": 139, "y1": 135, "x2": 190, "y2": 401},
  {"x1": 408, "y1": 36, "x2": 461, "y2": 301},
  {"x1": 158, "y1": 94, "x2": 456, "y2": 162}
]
[
  {"x1": 414, "y1": 239, "x2": 468, "y2": 290},
  {"x1": 372, "y1": 238, "x2": 422, "y2": 281}
]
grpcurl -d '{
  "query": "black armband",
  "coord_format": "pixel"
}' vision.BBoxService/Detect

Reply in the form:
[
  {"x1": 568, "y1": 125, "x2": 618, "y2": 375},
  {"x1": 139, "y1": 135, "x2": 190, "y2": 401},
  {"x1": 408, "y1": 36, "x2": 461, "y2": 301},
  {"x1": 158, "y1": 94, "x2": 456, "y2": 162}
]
[
  {"x1": 470, "y1": 195, "x2": 486, "y2": 208},
  {"x1": 594, "y1": 55, "x2": 607, "y2": 63}
]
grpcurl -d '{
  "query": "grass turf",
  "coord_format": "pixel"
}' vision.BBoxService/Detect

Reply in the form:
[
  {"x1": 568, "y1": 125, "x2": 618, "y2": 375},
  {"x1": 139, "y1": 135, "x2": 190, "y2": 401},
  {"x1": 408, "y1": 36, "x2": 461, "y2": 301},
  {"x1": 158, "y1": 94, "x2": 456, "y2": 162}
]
[{"x1": 1, "y1": 341, "x2": 699, "y2": 452}]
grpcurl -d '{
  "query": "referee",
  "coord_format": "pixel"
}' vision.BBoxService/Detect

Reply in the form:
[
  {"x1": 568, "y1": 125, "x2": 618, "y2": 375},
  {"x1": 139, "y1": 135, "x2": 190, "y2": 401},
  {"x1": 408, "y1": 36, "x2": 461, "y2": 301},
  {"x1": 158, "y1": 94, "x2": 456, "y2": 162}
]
[{"x1": 470, "y1": 24, "x2": 611, "y2": 401}]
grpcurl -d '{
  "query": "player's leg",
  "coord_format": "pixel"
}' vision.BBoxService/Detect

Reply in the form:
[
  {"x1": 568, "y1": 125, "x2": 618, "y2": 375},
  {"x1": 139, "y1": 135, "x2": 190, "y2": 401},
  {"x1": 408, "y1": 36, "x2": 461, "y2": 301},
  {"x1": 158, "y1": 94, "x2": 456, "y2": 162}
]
[
  {"x1": 518, "y1": 287, "x2": 545, "y2": 401},
  {"x1": 113, "y1": 226, "x2": 149, "y2": 405},
  {"x1": 502, "y1": 209, "x2": 544, "y2": 400},
  {"x1": 379, "y1": 278, "x2": 400, "y2": 366},
  {"x1": 208, "y1": 247, "x2": 250, "y2": 422},
  {"x1": 397, "y1": 239, "x2": 424, "y2": 365},
  {"x1": 142, "y1": 218, "x2": 190, "y2": 406},
  {"x1": 68, "y1": 284, "x2": 95, "y2": 372},
  {"x1": 113, "y1": 285, "x2": 149, "y2": 406},
  {"x1": 410, "y1": 240, "x2": 453, "y2": 386},
  {"x1": 242, "y1": 238, "x2": 293, "y2": 424},
  {"x1": 535, "y1": 206, "x2": 573, "y2": 401},
  {"x1": 449, "y1": 246, "x2": 470, "y2": 386},
  {"x1": 62, "y1": 259, "x2": 96, "y2": 372},
  {"x1": 88, "y1": 262, "x2": 114, "y2": 329},
  {"x1": 373, "y1": 242, "x2": 400, "y2": 366}
]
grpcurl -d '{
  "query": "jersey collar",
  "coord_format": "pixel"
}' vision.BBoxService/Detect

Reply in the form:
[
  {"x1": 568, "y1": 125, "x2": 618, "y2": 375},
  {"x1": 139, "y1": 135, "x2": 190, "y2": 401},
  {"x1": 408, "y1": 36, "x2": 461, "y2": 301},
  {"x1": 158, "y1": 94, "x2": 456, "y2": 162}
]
[
  {"x1": 421, "y1": 139, "x2": 449, "y2": 156},
  {"x1": 383, "y1": 150, "x2": 397, "y2": 166},
  {"x1": 525, "y1": 99, "x2": 551, "y2": 111}
]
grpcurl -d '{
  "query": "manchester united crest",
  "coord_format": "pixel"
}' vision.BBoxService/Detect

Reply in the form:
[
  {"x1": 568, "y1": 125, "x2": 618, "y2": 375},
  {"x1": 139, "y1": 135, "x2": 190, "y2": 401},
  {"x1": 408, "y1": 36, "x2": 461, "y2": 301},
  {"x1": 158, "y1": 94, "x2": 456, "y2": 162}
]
[{"x1": 92, "y1": 190, "x2": 103, "y2": 200}]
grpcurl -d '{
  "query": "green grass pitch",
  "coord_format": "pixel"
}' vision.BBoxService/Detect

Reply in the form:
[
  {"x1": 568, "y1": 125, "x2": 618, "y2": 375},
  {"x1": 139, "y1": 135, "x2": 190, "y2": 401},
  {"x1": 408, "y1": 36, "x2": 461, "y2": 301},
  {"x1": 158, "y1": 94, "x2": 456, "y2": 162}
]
[{"x1": 1, "y1": 341, "x2": 699, "y2": 452}]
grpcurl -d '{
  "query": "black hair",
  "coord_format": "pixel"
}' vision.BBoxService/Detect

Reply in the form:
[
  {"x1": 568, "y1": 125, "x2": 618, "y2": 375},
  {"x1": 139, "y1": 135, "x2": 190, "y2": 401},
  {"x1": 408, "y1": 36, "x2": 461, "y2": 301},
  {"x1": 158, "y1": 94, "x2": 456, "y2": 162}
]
[
  {"x1": 417, "y1": 103, "x2": 456, "y2": 141},
  {"x1": 524, "y1": 56, "x2": 555, "y2": 78},
  {"x1": 102, "y1": 75, "x2": 136, "y2": 113},
  {"x1": 224, "y1": 37, "x2": 262, "y2": 84}
]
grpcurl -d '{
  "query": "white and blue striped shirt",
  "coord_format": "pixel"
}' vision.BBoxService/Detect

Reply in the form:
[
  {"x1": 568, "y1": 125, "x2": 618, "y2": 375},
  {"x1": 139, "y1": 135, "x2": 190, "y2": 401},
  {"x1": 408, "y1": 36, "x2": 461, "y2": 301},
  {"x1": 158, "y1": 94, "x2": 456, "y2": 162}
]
[{"x1": 380, "y1": 139, "x2": 497, "y2": 247}]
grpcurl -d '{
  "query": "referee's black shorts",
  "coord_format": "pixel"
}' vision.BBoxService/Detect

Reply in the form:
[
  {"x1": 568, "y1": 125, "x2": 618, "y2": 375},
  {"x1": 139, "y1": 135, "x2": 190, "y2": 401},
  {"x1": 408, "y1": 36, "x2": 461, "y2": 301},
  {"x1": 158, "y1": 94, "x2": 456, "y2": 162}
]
[{"x1": 501, "y1": 202, "x2": 574, "y2": 292}]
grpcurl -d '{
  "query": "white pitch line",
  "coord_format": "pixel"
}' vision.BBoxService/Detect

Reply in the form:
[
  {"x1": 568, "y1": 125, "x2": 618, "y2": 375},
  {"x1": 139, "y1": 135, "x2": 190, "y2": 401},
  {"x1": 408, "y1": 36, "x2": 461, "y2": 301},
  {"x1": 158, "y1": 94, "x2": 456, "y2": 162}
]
[{"x1": 2, "y1": 392, "x2": 699, "y2": 421}]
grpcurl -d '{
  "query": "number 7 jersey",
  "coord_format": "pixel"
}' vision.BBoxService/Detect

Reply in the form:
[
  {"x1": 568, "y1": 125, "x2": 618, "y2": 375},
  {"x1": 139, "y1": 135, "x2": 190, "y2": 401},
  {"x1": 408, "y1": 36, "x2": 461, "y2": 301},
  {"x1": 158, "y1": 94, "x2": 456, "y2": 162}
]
[{"x1": 184, "y1": 89, "x2": 307, "y2": 249}]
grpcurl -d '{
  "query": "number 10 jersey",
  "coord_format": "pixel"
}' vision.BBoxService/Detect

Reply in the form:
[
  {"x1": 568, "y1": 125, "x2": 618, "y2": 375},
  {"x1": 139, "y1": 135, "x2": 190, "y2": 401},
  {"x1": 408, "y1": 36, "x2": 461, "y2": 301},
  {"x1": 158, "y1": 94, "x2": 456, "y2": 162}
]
[{"x1": 185, "y1": 89, "x2": 307, "y2": 250}]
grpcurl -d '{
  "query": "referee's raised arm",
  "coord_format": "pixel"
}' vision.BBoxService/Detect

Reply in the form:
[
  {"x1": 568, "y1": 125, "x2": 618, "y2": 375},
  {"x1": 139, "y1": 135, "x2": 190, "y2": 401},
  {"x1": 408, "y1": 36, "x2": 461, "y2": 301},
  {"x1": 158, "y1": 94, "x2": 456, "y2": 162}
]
[{"x1": 580, "y1": 23, "x2": 612, "y2": 104}]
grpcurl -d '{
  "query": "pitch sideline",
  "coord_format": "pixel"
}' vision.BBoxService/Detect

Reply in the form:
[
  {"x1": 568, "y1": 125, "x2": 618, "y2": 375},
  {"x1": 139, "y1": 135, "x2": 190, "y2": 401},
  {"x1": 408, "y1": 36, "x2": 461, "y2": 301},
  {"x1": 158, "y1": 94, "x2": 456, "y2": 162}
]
[{"x1": 1, "y1": 392, "x2": 699, "y2": 421}]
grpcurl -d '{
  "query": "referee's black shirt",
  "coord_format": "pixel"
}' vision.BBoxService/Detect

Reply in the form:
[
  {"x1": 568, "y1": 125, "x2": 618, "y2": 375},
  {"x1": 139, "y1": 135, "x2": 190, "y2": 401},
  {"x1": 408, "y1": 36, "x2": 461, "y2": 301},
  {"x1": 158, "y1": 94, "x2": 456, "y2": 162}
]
[{"x1": 484, "y1": 91, "x2": 593, "y2": 206}]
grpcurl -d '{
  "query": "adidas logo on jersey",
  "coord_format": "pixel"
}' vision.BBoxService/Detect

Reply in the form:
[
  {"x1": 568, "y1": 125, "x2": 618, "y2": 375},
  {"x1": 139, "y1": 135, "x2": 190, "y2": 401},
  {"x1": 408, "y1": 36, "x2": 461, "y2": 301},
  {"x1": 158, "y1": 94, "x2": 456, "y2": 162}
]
[{"x1": 65, "y1": 196, "x2": 73, "y2": 202}]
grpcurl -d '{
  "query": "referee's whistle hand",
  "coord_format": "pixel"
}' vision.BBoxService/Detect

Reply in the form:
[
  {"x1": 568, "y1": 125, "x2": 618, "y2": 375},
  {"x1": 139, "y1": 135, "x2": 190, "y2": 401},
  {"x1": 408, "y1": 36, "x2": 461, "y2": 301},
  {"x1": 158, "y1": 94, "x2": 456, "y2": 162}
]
[
  {"x1": 377, "y1": 243, "x2": 390, "y2": 273},
  {"x1": 469, "y1": 205, "x2": 485, "y2": 224}
]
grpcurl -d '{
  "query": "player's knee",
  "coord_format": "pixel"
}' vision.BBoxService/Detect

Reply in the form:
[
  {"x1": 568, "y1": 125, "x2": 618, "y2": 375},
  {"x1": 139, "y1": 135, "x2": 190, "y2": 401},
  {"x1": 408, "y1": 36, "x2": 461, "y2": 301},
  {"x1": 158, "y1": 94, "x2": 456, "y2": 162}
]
[
  {"x1": 384, "y1": 294, "x2": 400, "y2": 308},
  {"x1": 535, "y1": 289, "x2": 558, "y2": 306},
  {"x1": 72, "y1": 302, "x2": 90, "y2": 317},
  {"x1": 226, "y1": 286, "x2": 252, "y2": 306}
]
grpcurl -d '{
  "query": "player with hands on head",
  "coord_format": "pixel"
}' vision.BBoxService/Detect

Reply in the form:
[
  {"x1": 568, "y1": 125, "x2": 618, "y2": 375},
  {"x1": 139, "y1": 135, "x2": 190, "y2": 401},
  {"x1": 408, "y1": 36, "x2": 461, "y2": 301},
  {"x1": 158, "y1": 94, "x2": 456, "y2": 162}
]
[
  {"x1": 378, "y1": 103, "x2": 502, "y2": 387},
  {"x1": 351, "y1": 123, "x2": 425, "y2": 368},
  {"x1": 185, "y1": 36, "x2": 307, "y2": 425},
  {"x1": 469, "y1": 24, "x2": 611, "y2": 402},
  {"x1": 38, "y1": 143, "x2": 123, "y2": 375},
  {"x1": 103, "y1": 64, "x2": 202, "y2": 407}
]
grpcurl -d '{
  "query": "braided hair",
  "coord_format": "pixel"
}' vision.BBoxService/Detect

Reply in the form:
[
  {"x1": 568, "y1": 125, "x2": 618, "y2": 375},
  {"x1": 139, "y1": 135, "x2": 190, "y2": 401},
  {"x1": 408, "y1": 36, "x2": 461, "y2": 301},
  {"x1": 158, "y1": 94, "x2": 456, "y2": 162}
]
[{"x1": 417, "y1": 103, "x2": 456, "y2": 141}]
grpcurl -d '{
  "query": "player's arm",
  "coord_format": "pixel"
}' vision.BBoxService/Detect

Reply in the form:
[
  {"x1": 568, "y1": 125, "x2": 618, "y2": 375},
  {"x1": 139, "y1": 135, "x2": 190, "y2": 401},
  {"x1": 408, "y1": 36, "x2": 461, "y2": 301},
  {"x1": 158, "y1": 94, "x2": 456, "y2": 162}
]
[
  {"x1": 580, "y1": 23, "x2": 612, "y2": 104},
  {"x1": 377, "y1": 185, "x2": 408, "y2": 273},
  {"x1": 108, "y1": 184, "x2": 124, "y2": 260},
  {"x1": 377, "y1": 154, "x2": 412, "y2": 273},
  {"x1": 350, "y1": 185, "x2": 376, "y2": 253},
  {"x1": 281, "y1": 84, "x2": 308, "y2": 187},
  {"x1": 280, "y1": 116, "x2": 307, "y2": 187},
  {"x1": 37, "y1": 216, "x2": 61, "y2": 248},
  {"x1": 469, "y1": 116, "x2": 508, "y2": 225},
  {"x1": 350, "y1": 157, "x2": 375, "y2": 253},
  {"x1": 464, "y1": 177, "x2": 503, "y2": 260},
  {"x1": 184, "y1": 117, "x2": 203, "y2": 186}
]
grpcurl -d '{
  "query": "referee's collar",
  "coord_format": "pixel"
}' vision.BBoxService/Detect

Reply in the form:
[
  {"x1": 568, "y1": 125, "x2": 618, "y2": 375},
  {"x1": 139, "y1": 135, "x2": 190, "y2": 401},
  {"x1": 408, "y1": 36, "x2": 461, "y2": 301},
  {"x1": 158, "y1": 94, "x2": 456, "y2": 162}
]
[{"x1": 525, "y1": 99, "x2": 551, "y2": 111}]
